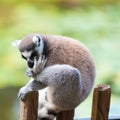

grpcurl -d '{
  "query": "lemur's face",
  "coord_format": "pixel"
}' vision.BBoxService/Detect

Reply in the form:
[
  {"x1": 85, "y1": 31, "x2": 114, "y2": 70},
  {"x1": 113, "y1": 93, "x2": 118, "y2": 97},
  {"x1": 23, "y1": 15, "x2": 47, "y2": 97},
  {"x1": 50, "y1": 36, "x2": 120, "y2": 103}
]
[
  {"x1": 12, "y1": 35, "x2": 44, "y2": 68},
  {"x1": 21, "y1": 49, "x2": 38, "y2": 68}
]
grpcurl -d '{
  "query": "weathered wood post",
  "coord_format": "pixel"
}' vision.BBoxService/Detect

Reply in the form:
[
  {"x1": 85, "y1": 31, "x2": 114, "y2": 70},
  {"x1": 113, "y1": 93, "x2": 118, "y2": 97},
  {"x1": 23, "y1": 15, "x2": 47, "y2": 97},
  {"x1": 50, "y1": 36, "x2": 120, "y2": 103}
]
[
  {"x1": 19, "y1": 91, "x2": 38, "y2": 120},
  {"x1": 56, "y1": 110, "x2": 74, "y2": 120},
  {"x1": 91, "y1": 84, "x2": 111, "y2": 120}
]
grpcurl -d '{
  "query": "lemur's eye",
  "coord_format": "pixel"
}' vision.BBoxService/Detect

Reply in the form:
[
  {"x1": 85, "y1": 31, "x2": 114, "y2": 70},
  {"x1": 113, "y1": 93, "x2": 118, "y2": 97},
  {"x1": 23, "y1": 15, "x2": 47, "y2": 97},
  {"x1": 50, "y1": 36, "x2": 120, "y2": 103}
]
[
  {"x1": 21, "y1": 55, "x2": 27, "y2": 60},
  {"x1": 30, "y1": 51, "x2": 38, "y2": 59}
]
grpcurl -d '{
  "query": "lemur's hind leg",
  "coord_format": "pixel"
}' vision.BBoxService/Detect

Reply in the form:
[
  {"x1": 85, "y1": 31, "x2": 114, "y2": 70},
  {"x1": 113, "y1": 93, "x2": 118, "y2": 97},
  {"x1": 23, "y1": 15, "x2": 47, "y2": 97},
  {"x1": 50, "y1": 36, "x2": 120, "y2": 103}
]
[
  {"x1": 37, "y1": 64, "x2": 82, "y2": 120},
  {"x1": 38, "y1": 88, "x2": 58, "y2": 120}
]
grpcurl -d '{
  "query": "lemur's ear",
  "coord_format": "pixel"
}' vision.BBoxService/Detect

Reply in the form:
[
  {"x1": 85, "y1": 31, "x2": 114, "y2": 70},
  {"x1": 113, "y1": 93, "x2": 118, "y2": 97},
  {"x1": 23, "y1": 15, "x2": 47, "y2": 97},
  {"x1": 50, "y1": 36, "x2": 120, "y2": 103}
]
[
  {"x1": 32, "y1": 35, "x2": 42, "y2": 47},
  {"x1": 12, "y1": 40, "x2": 21, "y2": 48},
  {"x1": 32, "y1": 35, "x2": 44, "y2": 55}
]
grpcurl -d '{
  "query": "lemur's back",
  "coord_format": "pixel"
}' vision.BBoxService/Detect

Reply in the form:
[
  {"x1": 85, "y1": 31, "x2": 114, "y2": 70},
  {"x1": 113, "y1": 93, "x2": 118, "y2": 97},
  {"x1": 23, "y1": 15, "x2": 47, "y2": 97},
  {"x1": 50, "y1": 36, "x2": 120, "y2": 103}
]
[{"x1": 40, "y1": 34, "x2": 96, "y2": 101}]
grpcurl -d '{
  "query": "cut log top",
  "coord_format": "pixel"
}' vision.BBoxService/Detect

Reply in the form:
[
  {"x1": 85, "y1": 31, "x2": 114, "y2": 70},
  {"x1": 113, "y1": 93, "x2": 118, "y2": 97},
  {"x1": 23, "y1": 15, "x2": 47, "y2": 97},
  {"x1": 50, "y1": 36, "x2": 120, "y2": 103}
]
[{"x1": 96, "y1": 84, "x2": 111, "y2": 91}]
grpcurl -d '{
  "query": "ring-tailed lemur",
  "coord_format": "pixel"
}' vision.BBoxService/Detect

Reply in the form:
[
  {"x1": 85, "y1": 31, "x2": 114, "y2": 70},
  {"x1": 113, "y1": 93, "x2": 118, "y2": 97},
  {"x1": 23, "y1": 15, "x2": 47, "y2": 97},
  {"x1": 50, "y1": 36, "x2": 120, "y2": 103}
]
[{"x1": 12, "y1": 34, "x2": 96, "y2": 120}]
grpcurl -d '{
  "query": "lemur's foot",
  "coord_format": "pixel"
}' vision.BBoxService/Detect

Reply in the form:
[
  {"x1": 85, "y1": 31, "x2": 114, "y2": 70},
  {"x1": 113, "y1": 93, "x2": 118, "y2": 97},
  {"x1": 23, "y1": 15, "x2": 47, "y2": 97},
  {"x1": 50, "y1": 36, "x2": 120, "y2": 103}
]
[
  {"x1": 25, "y1": 56, "x2": 47, "y2": 78},
  {"x1": 25, "y1": 68, "x2": 34, "y2": 77},
  {"x1": 33, "y1": 55, "x2": 47, "y2": 75},
  {"x1": 18, "y1": 86, "x2": 28, "y2": 101},
  {"x1": 37, "y1": 56, "x2": 47, "y2": 70}
]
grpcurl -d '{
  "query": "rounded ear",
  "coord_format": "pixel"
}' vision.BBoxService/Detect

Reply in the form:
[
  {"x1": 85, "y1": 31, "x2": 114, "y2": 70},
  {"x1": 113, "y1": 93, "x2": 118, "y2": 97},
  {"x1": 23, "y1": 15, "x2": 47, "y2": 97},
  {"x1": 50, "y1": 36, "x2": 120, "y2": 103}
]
[
  {"x1": 32, "y1": 35, "x2": 42, "y2": 46},
  {"x1": 12, "y1": 40, "x2": 21, "y2": 48}
]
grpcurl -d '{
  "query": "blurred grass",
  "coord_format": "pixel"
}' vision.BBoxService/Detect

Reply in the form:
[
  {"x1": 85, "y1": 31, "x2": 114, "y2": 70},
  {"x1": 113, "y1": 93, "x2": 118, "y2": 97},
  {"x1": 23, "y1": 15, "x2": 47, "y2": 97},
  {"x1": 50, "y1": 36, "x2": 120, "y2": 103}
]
[{"x1": 0, "y1": 1, "x2": 120, "y2": 96}]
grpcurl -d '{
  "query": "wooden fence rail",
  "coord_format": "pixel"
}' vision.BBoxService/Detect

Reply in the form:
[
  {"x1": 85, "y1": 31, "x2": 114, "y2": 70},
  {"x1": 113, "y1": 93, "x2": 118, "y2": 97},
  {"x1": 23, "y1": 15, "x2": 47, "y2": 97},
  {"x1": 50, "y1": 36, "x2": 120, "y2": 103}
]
[{"x1": 19, "y1": 84, "x2": 118, "y2": 120}]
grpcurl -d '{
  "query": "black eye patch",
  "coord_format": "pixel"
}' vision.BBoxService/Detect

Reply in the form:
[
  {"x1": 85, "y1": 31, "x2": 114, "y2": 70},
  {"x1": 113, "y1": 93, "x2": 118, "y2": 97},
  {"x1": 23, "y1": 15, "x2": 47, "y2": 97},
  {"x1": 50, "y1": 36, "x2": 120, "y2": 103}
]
[
  {"x1": 21, "y1": 54, "x2": 27, "y2": 60},
  {"x1": 30, "y1": 51, "x2": 38, "y2": 59}
]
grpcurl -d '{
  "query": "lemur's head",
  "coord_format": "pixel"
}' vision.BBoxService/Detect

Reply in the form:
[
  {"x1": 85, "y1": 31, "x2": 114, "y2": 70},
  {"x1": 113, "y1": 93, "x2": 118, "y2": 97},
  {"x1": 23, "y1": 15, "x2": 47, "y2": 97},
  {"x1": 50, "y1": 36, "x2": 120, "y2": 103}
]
[{"x1": 12, "y1": 34, "x2": 44, "y2": 68}]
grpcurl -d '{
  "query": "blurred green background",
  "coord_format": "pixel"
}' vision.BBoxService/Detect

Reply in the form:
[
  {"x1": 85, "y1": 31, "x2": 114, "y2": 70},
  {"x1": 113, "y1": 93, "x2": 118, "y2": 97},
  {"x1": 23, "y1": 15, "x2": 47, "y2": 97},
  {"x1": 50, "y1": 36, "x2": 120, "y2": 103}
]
[{"x1": 0, "y1": 0, "x2": 120, "y2": 120}]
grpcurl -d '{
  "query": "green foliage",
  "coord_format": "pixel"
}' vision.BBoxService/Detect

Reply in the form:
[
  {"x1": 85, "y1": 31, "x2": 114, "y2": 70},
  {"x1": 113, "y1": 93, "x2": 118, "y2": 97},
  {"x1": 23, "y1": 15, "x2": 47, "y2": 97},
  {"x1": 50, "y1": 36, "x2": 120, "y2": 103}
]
[{"x1": 0, "y1": 1, "x2": 120, "y2": 95}]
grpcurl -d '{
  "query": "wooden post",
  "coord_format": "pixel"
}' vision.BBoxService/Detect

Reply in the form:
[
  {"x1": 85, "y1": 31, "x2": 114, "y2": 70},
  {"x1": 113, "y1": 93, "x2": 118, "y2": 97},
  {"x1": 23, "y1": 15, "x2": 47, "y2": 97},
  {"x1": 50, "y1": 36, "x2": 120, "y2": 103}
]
[
  {"x1": 19, "y1": 91, "x2": 38, "y2": 120},
  {"x1": 56, "y1": 110, "x2": 74, "y2": 120},
  {"x1": 91, "y1": 84, "x2": 111, "y2": 120}
]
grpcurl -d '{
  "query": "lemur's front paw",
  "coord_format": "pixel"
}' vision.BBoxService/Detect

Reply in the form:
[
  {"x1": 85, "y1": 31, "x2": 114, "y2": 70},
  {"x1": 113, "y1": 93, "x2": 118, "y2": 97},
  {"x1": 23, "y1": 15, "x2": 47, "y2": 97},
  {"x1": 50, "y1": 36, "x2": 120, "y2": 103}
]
[
  {"x1": 33, "y1": 56, "x2": 47, "y2": 74},
  {"x1": 32, "y1": 56, "x2": 47, "y2": 76},
  {"x1": 25, "y1": 68, "x2": 34, "y2": 77},
  {"x1": 37, "y1": 56, "x2": 47, "y2": 70},
  {"x1": 18, "y1": 87, "x2": 28, "y2": 101}
]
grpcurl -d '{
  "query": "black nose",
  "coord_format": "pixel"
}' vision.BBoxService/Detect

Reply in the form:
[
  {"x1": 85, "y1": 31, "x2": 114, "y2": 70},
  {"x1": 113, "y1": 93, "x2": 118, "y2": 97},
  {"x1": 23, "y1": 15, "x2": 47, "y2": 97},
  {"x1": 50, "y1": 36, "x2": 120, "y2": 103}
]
[{"x1": 28, "y1": 61, "x2": 34, "y2": 68}]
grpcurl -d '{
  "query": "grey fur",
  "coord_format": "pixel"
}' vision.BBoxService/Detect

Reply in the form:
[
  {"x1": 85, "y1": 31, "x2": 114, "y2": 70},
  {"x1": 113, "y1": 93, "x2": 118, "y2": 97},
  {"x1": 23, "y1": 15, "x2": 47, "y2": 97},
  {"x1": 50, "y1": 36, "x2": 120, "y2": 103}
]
[{"x1": 36, "y1": 64, "x2": 82, "y2": 109}]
